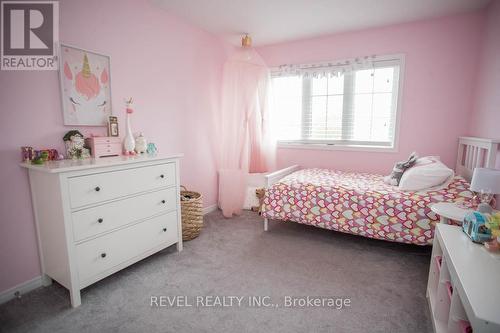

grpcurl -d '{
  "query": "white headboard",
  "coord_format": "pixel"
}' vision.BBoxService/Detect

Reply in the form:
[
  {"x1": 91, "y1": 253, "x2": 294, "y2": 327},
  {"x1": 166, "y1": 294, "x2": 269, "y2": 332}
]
[{"x1": 456, "y1": 136, "x2": 500, "y2": 181}]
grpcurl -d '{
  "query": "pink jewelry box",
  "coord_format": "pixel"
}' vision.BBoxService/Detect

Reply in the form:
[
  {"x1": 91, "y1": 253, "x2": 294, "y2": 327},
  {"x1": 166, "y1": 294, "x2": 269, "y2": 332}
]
[{"x1": 85, "y1": 137, "x2": 121, "y2": 158}]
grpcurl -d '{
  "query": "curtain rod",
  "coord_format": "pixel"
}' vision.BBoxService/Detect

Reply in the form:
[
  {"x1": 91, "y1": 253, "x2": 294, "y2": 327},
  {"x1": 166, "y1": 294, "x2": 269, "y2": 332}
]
[{"x1": 271, "y1": 54, "x2": 403, "y2": 72}]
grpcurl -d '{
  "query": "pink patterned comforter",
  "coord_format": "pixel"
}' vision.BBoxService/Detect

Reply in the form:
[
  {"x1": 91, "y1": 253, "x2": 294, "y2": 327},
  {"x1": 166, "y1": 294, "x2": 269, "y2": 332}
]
[{"x1": 261, "y1": 169, "x2": 474, "y2": 245}]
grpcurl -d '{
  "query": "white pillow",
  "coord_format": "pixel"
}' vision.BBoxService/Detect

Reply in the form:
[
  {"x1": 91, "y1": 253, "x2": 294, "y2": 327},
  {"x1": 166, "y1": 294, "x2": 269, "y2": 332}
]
[{"x1": 398, "y1": 156, "x2": 454, "y2": 191}]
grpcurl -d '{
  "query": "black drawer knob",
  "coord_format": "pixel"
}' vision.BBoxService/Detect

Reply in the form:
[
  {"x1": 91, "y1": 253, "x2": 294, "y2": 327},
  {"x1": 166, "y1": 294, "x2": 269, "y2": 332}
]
[
  {"x1": 101, "y1": 253, "x2": 106, "y2": 258},
  {"x1": 98, "y1": 218, "x2": 103, "y2": 223},
  {"x1": 95, "y1": 186, "x2": 101, "y2": 192},
  {"x1": 161, "y1": 200, "x2": 166, "y2": 204},
  {"x1": 160, "y1": 174, "x2": 164, "y2": 178},
  {"x1": 163, "y1": 228, "x2": 167, "y2": 232}
]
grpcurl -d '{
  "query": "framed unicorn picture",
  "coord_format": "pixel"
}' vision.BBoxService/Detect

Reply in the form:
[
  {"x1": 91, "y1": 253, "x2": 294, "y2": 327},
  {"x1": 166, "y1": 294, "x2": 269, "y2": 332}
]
[{"x1": 58, "y1": 44, "x2": 112, "y2": 126}]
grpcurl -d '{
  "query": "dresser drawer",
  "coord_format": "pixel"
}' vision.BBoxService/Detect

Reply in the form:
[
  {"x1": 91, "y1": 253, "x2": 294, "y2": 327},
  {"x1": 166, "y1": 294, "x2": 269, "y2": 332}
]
[
  {"x1": 92, "y1": 137, "x2": 121, "y2": 144},
  {"x1": 68, "y1": 163, "x2": 175, "y2": 208},
  {"x1": 71, "y1": 188, "x2": 177, "y2": 242},
  {"x1": 93, "y1": 143, "x2": 121, "y2": 158},
  {"x1": 76, "y1": 211, "x2": 178, "y2": 284}
]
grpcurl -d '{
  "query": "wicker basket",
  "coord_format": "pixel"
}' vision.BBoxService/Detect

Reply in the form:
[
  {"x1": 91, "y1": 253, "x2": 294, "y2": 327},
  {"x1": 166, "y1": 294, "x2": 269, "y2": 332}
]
[{"x1": 180, "y1": 185, "x2": 203, "y2": 241}]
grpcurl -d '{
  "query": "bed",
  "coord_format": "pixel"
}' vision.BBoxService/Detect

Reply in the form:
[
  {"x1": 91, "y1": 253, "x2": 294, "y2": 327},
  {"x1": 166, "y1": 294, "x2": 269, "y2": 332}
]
[{"x1": 261, "y1": 137, "x2": 500, "y2": 245}]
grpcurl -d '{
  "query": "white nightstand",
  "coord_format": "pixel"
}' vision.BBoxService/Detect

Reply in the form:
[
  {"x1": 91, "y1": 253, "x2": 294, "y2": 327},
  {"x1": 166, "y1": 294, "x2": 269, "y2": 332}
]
[{"x1": 431, "y1": 202, "x2": 471, "y2": 225}]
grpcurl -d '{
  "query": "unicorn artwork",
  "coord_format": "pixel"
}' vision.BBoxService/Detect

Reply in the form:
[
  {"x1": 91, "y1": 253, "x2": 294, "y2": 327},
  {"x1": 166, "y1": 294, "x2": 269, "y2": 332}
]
[{"x1": 59, "y1": 45, "x2": 112, "y2": 126}]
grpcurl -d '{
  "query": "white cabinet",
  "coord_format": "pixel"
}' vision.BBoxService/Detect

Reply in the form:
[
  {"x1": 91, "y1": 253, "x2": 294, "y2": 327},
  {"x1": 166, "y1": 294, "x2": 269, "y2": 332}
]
[
  {"x1": 21, "y1": 154, "x2": 183, "y2": 307},
  {"x1": 427, "y1": 224, "x2": 500, "y2": 333}
]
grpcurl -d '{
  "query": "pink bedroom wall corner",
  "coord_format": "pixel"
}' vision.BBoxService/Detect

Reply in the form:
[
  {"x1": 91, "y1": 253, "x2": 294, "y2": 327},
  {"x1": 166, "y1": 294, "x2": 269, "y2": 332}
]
[
  {"x1": 257, "y1": 11, "x2": 485, "y2": 174},
  {"x1": 0, "y1": 0, "x2": 228, "y2": 295},
  {"x1": 469, "y1": 0, "x2": 500, "y2": 168}
]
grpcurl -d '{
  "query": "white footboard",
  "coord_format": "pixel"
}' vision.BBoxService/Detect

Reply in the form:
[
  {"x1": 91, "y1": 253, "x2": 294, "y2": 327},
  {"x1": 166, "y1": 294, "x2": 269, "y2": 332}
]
[
  {"x1": 263, "y1": 165, "x2": 300, "y2": 231},
  {"x1": 264, "y1": 165, "x2": 300, "y2": 188}
]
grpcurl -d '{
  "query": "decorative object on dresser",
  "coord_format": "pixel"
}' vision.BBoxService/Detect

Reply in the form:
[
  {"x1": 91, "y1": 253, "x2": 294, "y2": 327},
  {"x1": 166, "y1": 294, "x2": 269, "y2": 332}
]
[
  {"x1": 21, "y1": 146, "x2": 35, "y2": 162},
  {"x1": 470, "y1": 168, "x2": 500, "y2": 214},
  {"x1": 147, "y1": 143, "x2": 158, "y2": 154},
  {"x1": 22, "y1": 147, "x2": 62, "y2": 163},
  {"x1": 180, "y1": 186, "x2": 203, "y2": 241},
  {"x1": 123, "y1": 98, "x2": 136, "y2": 155},
  {"x1": 59, "y1": 44, "x2": 112, "y2": 126},
  {"x1": 108, "y1": 116, "x2": 119, "y2": 137},
  {"x1": 85, "y1": 136, "x2": 121, "y2": 158},
  {"x1": 427, "y1": 223, "x2": 500, "y2": 333},
  {"x1": 20, "y1": 154, "x2": 183, "y2": 307},
  {"x1": 63, "y1": 130, "x2": 90, "y2": 159},
  {"x1": 135, "y1": 133, "x2": 148, "y2": 154}
]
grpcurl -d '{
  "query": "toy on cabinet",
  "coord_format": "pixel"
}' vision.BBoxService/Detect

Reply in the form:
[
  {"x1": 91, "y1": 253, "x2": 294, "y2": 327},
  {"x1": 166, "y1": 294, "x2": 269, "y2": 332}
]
[
  {"x1": 483, "y1": 213, "x2": 500, "y2": 251},
  {"x1": 462, "y1": 211, "x2": 492, "y2": 243}
]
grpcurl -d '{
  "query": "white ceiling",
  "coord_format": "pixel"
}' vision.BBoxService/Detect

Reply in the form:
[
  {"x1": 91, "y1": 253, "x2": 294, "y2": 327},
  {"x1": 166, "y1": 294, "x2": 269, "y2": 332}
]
[{"x1": 154, "y1": 0, "x2": 490, "y2": 46}]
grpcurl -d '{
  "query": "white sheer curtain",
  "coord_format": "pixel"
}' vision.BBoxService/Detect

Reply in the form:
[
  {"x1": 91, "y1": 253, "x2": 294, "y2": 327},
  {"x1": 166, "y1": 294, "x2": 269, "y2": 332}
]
[{"x1": 214, "y1": 47, "x2": 275, "y2": 218}]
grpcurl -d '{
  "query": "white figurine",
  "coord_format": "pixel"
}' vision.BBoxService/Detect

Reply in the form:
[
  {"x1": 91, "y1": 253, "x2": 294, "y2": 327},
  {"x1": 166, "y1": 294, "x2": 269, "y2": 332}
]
[{"x1": 135, "y1": 133, "x2": 147, "y2": 154}]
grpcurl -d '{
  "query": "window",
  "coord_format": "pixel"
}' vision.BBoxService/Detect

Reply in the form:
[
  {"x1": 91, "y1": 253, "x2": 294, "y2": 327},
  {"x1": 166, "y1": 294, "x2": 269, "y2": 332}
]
[{"x1": 271, "y1": 56, "x2": 403, "y2": 150}]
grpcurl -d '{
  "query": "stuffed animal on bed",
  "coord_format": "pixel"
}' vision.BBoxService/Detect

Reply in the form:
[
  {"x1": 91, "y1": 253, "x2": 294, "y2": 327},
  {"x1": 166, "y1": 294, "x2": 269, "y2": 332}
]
[
  {"x1": 251, "y1": 188, "x2": 266, "y2": 214},
  {"x1": 384, "y1": 152, "x2": 418, "y2": 186}
]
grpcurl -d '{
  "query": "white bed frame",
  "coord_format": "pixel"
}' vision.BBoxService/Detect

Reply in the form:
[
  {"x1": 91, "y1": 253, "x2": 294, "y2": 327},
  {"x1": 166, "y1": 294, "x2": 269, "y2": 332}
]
[
  {"x1": 455, "y1": 136, "x2": 499, "y2": 181},
  {"x1": 263, "y1": 136, "x2": 499, "y2": 231}
]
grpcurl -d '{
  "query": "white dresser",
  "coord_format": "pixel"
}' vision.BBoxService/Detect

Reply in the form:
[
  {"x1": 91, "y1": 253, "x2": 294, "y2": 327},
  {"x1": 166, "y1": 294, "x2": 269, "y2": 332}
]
[{"x1": 21, "y1": 154, "x2": 183, "y2": 307}]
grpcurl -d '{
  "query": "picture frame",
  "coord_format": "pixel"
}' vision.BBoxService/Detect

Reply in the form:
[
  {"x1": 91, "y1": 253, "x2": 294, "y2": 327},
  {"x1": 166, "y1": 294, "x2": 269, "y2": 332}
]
[
  {"x1": 58, "y1": 43, "x2": 112, "y2": 126},
  {"x1": 108, "y1": 116, "x2": 119, "y2": 137}
]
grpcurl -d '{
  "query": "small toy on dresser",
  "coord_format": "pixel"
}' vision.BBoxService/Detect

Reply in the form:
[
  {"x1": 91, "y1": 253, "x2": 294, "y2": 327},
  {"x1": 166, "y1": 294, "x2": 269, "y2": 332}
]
[
  {"x1": 147, "y1": 143, "x2": 158, "y2": 154},
  {"x1": 63, "y1": 130, "x2": 90, "y2": 159},
  {"x1": 22, "y1": 147, "x2": 63, "y2": 164},
  {"x1": 134, "y1": 133, "x2": 147, "y2": 154}
]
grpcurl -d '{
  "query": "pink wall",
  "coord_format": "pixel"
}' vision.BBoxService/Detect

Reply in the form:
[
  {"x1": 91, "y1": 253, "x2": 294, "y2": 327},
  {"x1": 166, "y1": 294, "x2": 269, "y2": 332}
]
[
  {"x1": 257, "y1": 12, "x2": 484, "y2": 174},
  {"x1": 469, "y1": 1, "x2": 500, "y2": 149},
  {"x1": 0, "y1": 0, "x2": 227, "y2": 293}
]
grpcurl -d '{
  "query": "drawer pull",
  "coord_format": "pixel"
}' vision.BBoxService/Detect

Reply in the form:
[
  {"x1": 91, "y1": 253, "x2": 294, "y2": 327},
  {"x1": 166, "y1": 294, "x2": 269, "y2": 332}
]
[
  {"x1": 98, "y1": 218, "x2": 103, "y2": 223},
  {"x1": 95, "y1": 186, "x2": 101, "y2": 192},
  {"x1": 163, "y1": 228, "x2": 167, "y2": 232},
  {"x1": 161, "y1": 200, "x2": 166, "y2": 204},
  {"x1": 101, "y1": 253, "x2": 107, "y2": 258},
  {"x1": 160, "y1": 174, "x2": 165, "y2": 179}
]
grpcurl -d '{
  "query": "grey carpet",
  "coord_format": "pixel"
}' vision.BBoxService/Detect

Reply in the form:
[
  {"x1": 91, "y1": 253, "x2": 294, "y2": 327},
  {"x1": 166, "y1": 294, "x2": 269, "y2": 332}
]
[{"x1": 0, "y1": 210, "x2": 432, "y2": 333}]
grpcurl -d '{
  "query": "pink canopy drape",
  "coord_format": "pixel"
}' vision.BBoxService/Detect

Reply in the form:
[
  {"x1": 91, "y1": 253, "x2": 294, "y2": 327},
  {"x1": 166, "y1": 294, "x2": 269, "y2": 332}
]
[{"x1": 215, "y1": 48, "x2": 275, "y2": 217}]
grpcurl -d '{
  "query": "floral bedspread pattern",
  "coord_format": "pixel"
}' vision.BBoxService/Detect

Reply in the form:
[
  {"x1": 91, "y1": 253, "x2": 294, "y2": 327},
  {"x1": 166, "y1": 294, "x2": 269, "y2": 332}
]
[{"x1": 261, "y1": 169, "x2": 474, "y2": 245}]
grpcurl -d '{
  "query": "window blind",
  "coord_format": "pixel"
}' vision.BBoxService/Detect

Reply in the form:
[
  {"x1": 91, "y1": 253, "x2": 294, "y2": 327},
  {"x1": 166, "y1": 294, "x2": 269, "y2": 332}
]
[{"x1": 270, "y1": 55, "x2": 403, "y2": 148}]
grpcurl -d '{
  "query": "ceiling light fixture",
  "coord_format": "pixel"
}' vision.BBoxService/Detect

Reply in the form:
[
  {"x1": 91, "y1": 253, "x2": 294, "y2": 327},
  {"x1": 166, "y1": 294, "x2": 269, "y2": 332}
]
[{"x1": 241, "y1": 34, "x2": 252, "y2": 48}]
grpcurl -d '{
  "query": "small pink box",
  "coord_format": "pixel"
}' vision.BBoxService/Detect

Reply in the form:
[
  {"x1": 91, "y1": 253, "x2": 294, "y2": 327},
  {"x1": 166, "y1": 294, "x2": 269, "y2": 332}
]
[{"x1": 85, "y1": 137, "x2": 121, "y2": 158}]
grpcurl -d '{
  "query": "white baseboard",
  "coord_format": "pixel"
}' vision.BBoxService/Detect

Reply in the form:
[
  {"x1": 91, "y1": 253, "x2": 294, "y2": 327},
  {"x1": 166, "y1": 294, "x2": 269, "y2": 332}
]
[
  {"x1": 203, "y1": 204, "x2": 218, "y2": 215},
  {"x1": 0, "y1": 276, "x2": 43, "y2": 305}
]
